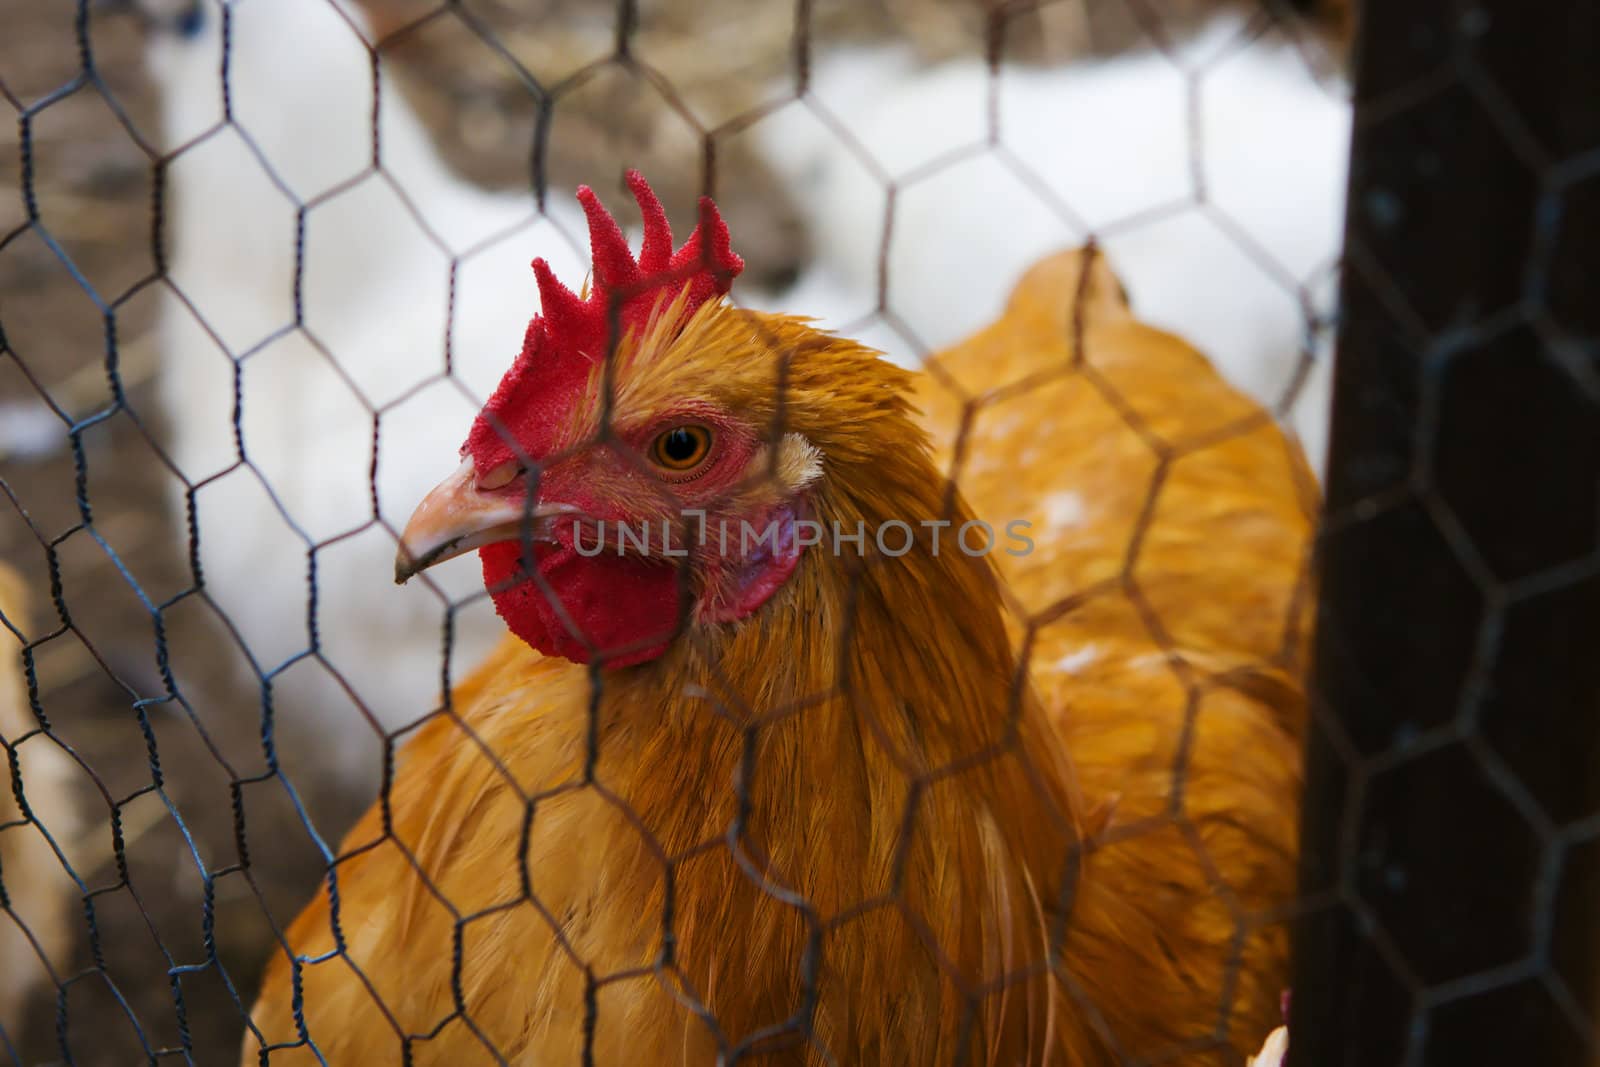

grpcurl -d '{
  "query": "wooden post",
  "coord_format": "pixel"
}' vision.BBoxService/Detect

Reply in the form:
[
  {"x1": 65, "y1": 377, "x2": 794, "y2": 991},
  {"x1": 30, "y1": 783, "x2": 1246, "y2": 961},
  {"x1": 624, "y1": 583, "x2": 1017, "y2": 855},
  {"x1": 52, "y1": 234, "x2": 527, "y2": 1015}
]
[{"x1": 1289, "y1": 2, "x2": 1600, "y2": 1064}]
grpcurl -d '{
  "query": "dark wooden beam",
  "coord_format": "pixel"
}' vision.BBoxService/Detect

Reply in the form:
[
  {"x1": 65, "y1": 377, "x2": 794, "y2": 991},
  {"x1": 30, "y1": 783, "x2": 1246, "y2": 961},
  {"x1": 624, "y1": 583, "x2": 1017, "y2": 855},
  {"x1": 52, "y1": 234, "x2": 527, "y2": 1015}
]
[{"x1": 1289, "y1": 2, "x2": 1600, "y2": 1064}]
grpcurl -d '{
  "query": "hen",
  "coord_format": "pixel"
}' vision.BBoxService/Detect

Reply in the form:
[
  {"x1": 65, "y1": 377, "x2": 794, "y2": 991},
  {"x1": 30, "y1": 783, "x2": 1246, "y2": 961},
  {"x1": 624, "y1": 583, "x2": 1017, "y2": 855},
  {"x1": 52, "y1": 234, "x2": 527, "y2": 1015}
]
[
  {"x1": 0, "y1": 563, "x2": 76, "y2": 1047},
  {"x1": 243, "y1": 174, "x2": 1311, "y2": 1065}
]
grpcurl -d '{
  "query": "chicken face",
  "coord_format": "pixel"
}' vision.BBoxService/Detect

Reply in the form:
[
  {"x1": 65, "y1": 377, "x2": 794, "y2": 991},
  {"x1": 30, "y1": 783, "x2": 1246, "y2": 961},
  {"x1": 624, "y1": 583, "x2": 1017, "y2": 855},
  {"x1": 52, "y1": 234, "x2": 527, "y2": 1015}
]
[{"x1": 394, "y1": 173, "x2": 820, "y2": 667}]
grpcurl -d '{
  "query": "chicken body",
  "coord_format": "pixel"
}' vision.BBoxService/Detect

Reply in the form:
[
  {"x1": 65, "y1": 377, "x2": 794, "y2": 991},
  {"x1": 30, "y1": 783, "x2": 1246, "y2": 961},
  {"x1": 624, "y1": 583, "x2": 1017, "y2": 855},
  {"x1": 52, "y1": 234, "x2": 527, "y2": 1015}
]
[
  {"x1": 0, "y1": 564, "x2": 76, "y2": 1045},
  {"x1": 916, "y1": 250, "x2": 1313, "y2": 1058},
  {"x1": 244, "y1": 242, "x2": 1311, "y2": 1064},
  {"x1": 146, "y1": 0, "x2": 585, "y2": 768}
]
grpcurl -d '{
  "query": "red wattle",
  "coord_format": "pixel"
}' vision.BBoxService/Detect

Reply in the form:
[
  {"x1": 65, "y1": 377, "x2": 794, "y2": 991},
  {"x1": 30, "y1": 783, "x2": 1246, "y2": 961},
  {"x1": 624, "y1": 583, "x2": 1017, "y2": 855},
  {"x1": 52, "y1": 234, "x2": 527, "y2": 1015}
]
[{"x1": 480, "y1": 541, "x2": 684, "y2": 668}]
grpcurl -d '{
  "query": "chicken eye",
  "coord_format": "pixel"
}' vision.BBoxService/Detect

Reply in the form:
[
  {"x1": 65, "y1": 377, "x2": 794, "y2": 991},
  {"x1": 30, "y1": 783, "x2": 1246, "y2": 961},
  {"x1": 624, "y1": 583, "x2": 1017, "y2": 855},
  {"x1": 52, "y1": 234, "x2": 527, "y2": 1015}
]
[{"x1": 649, "y1": 426, "x2": 713, "y2": 472}]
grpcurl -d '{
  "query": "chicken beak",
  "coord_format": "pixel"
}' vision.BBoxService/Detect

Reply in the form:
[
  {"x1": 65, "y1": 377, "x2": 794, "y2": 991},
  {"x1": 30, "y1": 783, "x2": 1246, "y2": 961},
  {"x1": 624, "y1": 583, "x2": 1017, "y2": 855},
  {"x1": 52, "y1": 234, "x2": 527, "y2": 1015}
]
[{"x1": 394, "y1": 459, "x2": 570, "y2": 584}]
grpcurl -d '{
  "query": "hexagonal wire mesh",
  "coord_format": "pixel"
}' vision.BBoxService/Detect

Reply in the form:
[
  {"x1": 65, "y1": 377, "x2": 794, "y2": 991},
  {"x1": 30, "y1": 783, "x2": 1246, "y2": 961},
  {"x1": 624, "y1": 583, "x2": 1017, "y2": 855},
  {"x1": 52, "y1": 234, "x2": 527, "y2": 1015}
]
[
  {"x1": 0, "y1": 0, "x2": 1588, "y2": 1064},
  {"x1": 1289, "y1": 3, "x2": 1600, "y2": 1065}
]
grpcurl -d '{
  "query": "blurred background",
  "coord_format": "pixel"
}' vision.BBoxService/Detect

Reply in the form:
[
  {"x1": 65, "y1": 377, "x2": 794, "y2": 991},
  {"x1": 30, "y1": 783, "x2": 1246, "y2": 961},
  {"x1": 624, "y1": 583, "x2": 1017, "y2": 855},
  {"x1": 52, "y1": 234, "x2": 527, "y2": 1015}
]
[{"x1": 0, "y1": 1, "x2": 1351, "y2": 1062}]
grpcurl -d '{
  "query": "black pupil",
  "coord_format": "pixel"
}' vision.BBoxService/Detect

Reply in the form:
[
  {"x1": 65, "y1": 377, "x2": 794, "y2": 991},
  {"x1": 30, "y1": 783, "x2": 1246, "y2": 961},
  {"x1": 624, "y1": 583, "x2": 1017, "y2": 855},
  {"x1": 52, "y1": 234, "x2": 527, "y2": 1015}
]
[{"x1": 662, "y1": 429, "x2": 700, "y2": 463}]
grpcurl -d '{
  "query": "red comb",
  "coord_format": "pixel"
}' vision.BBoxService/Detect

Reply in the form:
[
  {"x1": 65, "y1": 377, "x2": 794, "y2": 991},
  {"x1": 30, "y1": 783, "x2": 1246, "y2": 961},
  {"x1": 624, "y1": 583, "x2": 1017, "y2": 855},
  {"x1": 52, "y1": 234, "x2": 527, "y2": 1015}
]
[{"x1": 465, "y1": 171, "x2": 745, "y2": 468}]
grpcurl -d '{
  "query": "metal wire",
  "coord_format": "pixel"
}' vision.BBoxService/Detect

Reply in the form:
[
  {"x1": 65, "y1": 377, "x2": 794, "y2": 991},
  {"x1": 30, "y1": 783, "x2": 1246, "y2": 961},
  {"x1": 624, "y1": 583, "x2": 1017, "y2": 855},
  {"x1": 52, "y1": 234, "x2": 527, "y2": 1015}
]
[
  {"x1": 1289, "y1": 2, "x2": 1600, "y2": 1064},
  {"x1": 3, "y1": 1, "x2": 1580, "y2": 1065}
]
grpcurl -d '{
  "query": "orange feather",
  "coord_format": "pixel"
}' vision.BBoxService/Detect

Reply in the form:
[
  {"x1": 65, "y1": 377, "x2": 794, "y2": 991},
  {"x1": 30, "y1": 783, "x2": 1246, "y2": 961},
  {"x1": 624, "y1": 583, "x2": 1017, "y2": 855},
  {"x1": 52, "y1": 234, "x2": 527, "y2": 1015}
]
[{"x1": 1, "y1": 563, "x2": 77, "y2": 1039}]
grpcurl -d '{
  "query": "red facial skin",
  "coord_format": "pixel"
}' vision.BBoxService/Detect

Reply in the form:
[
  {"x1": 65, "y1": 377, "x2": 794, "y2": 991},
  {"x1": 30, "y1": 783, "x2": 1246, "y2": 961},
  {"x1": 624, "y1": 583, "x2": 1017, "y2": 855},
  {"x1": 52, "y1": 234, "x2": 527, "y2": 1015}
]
[
  {"x1": 461, "y1": 171, "x2": 789, "y2": 669},
  {"x1": 469, "y1": 413, "x2": 806, "y2": 669}
]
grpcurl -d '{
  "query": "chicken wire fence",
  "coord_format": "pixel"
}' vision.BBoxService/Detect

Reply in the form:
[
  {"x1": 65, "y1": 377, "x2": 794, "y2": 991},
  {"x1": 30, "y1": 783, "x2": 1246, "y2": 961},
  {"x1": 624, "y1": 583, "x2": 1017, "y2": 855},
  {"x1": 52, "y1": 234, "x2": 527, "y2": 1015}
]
[{"x1": 0, "y1": 0, "x2": 1593, "y2": 1064}]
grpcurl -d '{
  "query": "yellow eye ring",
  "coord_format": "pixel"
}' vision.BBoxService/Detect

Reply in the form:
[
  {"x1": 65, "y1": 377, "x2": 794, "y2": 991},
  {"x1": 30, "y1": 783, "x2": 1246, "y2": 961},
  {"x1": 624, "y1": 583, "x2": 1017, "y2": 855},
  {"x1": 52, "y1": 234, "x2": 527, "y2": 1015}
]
[{"x1": 649, "y1": 425, "x2": 713, "y2": 472}]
